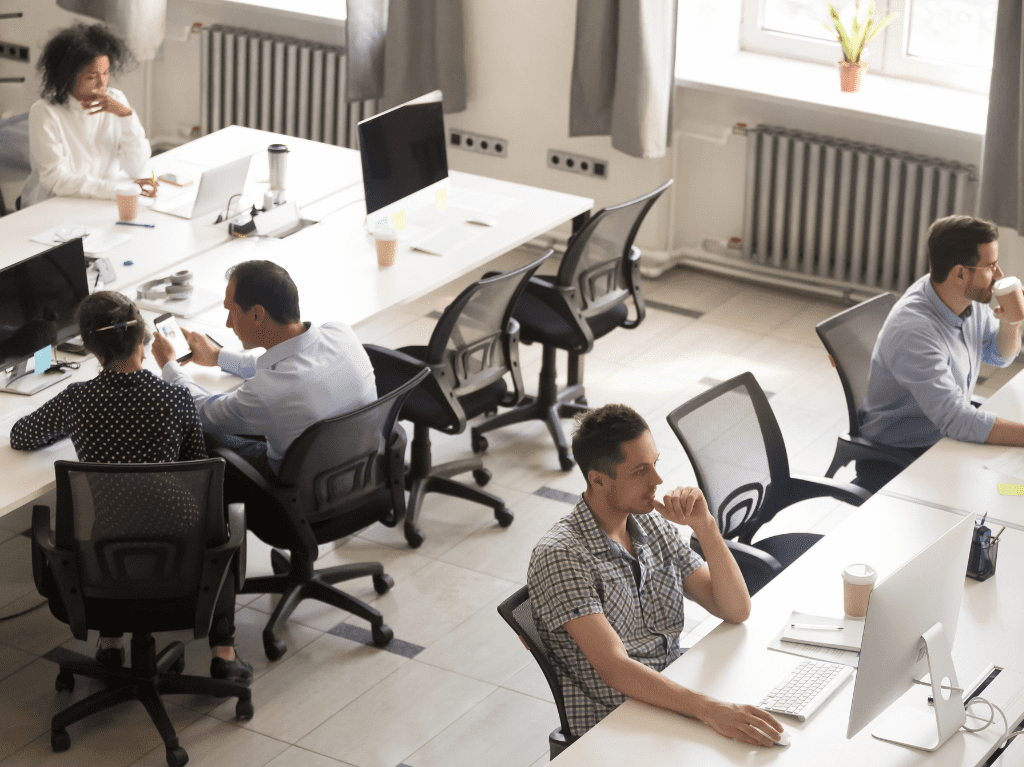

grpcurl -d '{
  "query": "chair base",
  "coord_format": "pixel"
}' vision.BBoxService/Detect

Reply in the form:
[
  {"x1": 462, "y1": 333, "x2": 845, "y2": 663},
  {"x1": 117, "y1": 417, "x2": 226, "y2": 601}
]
[
  {"x1": 549, "y1": 726, "x2": 578, "y2": 760},
  {"x1": 241, "y1": 553, "x2": 395, "y2": 660},
  {"x1": 472, "y1": 345, "x2": 589, "y2": 471},
  {"x1": 50, "y1": 634, "x2": 251, "y2": 767}
]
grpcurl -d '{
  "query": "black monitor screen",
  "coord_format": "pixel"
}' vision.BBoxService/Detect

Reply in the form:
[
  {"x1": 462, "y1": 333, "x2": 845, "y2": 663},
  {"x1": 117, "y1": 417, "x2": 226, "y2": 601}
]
[
  {"x1": 359, "y1": 92, "x2": 448, "y2": 214},
  {"x1": 0, "y1": 238, "x2": 89, "y2": 371}
]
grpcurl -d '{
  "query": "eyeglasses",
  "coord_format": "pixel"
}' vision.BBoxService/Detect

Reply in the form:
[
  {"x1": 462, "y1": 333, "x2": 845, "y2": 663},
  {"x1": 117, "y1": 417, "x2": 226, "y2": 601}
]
[{"x1": 964, "y1": 263, "x2": 1001, "y2": 275}]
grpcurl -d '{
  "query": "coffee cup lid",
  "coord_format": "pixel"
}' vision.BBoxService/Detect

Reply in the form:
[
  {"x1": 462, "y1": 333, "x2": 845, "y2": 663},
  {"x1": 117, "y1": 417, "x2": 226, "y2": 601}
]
[
  {"x1": 374, "y1": 222, "x2": 398, "y2": 240},
  {"x1": 116, "y1": 183, "x2": 142, "y2": 196},
  {"x1": 843, "y1": 563, "x2": 877, "y2": 584},
  {"x1": 992, "y1": 276, "x2": 1022, "y2": 296}
]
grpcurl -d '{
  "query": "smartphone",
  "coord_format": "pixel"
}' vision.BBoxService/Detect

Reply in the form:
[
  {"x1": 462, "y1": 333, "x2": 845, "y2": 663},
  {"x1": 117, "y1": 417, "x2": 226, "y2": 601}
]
[{"x1": 153, "y1": 313, "x2": 193, "y2": 363}]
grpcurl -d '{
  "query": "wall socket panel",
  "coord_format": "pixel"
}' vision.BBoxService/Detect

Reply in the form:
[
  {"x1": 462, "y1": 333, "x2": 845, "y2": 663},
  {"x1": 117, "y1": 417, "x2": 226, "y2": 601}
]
[
  {"x1": 448, "y1": 129, "x2": 508, "y2": 158},
  {"x1": 0, "y1": 41, "x2": 29, "y2": 63},
  {"x1": 548, "y1": 150, "x2": 608, "y2": 179}
]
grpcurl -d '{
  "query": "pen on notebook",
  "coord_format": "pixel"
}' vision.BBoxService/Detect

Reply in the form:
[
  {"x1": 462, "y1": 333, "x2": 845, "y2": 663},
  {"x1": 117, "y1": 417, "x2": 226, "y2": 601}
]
[
  {"x1": 115, "y1": 221, "x2": 155, "y2": 228},
  {"x1": 791, "y1": 624, "x2": 844, "y2": 631}
]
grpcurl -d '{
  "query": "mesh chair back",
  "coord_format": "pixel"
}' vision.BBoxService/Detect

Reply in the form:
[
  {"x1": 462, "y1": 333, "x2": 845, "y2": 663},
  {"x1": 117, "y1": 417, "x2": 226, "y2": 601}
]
[
  {"x1": 556, "y1": 180, "x2": 671, "y2": 318},
  {"x1": 275, "y1": 367, "x2": 429, "y2": 526},
  {"x1": 425, "y1": 253, "x2": 548, "y2": 397},
  {"x1": 815, "y1": 293, "x2": 897, "y2": 438},
  {"x1": 54, "y1": 459, "x2": 225, "y2": 601},
  {"x1": 666, "y1": 373, "x2": 790, "y2": 543},
  {"x1": 497, "y1": 586, "x2": 574, "y2": 740}
]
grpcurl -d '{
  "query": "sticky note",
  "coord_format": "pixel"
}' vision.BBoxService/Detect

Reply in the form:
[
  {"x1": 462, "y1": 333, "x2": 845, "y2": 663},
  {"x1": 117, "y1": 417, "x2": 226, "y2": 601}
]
[
  {"x1": 435, "y1": 187, "x2": 449, "y2": 212},
  {"x1": 997, "y1": 483, "x2": 1024, "y2": 496},
  {"x1": 391, "y1": 209, "x2": 406, "y2": 232},
  {"x1": 34, "y1": 345, "x2": 52, "y2": 375}
]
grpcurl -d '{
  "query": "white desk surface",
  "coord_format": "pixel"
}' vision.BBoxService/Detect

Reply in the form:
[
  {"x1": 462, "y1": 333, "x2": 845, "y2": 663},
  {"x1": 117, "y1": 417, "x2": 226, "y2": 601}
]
[
  {"x1": 881, "y1": 368, "x2": 1024, "y2": 530},
  {"x1": 554, "y1": 494, "x2": 1024, "y2": 767},
  {"x1": 0, "y1": 128, "x2": 592, "y2": 517}
]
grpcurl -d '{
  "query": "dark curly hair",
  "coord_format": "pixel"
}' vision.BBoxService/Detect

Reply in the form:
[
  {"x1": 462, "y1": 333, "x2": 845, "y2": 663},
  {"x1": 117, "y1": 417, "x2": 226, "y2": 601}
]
[
  {"x1": 38, "y1": 23, "x2": 136, "y2": 105},
  {"x1": 76, "y1": 291, "x2": 146, "y2": 368},
  {"x1": 572, "y1": 404, "x2": 650, "y2": 487}
]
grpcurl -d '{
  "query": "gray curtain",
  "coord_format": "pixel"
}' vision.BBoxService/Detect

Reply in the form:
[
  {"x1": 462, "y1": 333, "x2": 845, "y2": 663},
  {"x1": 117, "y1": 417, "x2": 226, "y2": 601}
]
[
  {"x1": 56, "y1": 0, "x2": 166, "y2": 61},
  {"x1": 346, "y1": 0, "x2": 466, "y2": 114},
  {"x1": 569, "y1": 0, "x2": 679, "y2": 159},
  {"x1": 979, "y1": 0, "x2": 1024, "y2": 231}
]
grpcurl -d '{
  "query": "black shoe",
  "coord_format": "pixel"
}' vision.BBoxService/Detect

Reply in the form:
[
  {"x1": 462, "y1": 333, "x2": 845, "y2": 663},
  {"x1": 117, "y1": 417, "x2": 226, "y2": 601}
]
[
  {"x1": 95, "y1": 645, "x2": 125, "y2": 669},
  {"x1": 210, "y1": 654, "x2": 253, "y2": 685}
]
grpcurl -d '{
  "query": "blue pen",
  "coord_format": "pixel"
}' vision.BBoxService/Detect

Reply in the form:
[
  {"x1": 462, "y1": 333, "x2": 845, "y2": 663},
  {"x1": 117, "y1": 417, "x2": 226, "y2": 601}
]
[{"x1": 115, "y1": 221, "x2": 155, "y2": 228}]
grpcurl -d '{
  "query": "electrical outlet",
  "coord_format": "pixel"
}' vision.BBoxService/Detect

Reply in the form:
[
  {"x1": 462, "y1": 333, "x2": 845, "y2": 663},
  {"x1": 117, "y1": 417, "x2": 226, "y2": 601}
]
[
  {"x1": 548, "y1": 150, "x2": 608, "y2": 179},
  {"x1": 449, "y1": 129, "x2": 508, "y2": 158},
  {"x1": 0, "y1": 41, "x2": 29, "y2": 63}
]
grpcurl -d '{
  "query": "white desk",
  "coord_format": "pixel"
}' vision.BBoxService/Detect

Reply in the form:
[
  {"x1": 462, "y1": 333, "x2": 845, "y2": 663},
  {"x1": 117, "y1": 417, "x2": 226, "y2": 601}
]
[
  {"x1": 0, "y1": 127, "x2": 592, "y2": 518},
  {"x1": 881, "y1": 369, "x2": 1024, "y2": 530},
  {"x1": 553, "y1": 494, "x2": 1024, "y2": 767}
]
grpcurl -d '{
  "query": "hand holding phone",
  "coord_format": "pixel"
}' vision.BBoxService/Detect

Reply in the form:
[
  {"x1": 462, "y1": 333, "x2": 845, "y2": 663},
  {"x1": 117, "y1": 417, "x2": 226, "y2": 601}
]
[{"x1": 153, "y1": 313, "x2": 193, "y2": 364}]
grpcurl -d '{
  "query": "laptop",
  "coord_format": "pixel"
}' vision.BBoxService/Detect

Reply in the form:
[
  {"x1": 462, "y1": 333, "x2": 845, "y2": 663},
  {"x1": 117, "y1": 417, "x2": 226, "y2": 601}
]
[{"x1": 152, "y1": 154, "x2": 253, "y2": 219}]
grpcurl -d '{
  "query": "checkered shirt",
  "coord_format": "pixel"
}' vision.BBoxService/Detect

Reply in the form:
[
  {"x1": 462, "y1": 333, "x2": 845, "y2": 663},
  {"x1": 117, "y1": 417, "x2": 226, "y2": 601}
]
[{"x1": 527, "y1": 496, "x2": 705, "y2": 735}]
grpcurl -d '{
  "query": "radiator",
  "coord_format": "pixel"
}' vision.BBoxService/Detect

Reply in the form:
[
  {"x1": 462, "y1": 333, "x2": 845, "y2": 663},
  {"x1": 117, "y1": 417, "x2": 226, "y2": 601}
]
[
  {"x1": 741, "y1": 125, "x2": 978, "y2": 294},
  {"x1": 199, "y1": 25, "x2": 378, "y2": 149}
]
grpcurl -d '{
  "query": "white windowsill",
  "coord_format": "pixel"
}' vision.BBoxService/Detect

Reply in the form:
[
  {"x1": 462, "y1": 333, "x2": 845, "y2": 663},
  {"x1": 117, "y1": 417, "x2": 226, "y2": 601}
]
[
  {"x1": 193, "y1": 0, "x2": 346, "y2": 27},
  {"x1": 675, "y1": 48, "x2": 988, "y2": 140}
]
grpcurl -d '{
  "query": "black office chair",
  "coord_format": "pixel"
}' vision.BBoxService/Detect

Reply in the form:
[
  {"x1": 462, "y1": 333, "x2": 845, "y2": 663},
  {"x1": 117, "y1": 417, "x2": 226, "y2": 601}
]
[
  {"x1": 497, "y1": 586, "x2": 578, "y2": 760},
  {"x1": 32, "y1": 459, "x2": 251, "y2": 767},
  {"x1": 815, "y1": 293, "x2": 918, "y2": 478},
  {"x1": 471, "y1": 180, "x2": 673, "y2": 470},
  {"x1": 0, "y1": 111, "x2": 29, "y2": 216},
  {"x1": 214, "y1": 365, "x2": 429, "y2": 660},
  {"x1": 667, "y1": 372, "x2": 871, "y2": 596},
  {"x1": 366, "y1": 252, "x2": 549, "y2": 548}
]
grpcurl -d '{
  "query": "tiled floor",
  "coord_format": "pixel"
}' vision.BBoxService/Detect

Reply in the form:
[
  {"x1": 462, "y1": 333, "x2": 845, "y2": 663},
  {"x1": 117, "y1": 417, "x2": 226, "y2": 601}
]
[{"x1": 0, "y1": 250, "x2": 1020, "y2": 767}]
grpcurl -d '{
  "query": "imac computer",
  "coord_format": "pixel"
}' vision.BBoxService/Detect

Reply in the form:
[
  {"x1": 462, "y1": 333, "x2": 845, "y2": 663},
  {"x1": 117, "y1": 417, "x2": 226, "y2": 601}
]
[
  {"x1": 0, "y1": 238, "x2": 89, "y2": 395},
  {"x1": 358, "y1": 90, "x2": 449, "y2": 237},
  {"x1": 847, "y1": 511, "x2": 977, "y2": 751}
]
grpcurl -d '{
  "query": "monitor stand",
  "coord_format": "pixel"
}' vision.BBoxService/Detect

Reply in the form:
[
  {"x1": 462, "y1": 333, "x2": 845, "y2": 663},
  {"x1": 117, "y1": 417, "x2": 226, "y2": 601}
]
[{"x1": 1, "y1": 360, "x2": 70, "y2": 396}]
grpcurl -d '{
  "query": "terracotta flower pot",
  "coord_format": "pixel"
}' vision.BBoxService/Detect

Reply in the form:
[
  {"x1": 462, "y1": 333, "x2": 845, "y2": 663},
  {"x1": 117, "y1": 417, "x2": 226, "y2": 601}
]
[{"x1": 839, "y1": 60, "x2": 867, "y2": 93}]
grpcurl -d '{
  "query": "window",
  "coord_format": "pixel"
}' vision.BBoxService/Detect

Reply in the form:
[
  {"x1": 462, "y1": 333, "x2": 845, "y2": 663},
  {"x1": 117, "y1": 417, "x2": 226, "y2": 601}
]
[{"x1": 740, "y1": 0, "x2": 997, "y2": 93}]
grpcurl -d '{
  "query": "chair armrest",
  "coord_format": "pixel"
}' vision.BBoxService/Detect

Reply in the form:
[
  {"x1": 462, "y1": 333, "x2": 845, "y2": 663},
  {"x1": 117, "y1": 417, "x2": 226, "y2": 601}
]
[
  {"x1": 212, "y1": 446, "x2": 276, "y2": 497},
  {"x1": 31, "y1": 504, "x2": 54, "y2": 597},
  {"x1": 844, "y1": 435, "x2": 917, "y2": 468},
  {"x1": 500, "y1": 318, "x2": 526, "y2": 408},
  {"x1": 381, "y1": 424, "x2": 408, "y2": 528},
  {"x1": 32, "y1": 503, "x2": 88, "y2": 639},
  {"x1": 621, "y1": 246, "x2": 646, "y2": 330},
  {"x1": 789, "y1": 475, "x2": 872, "y2": 507},
  {"x1": 691, "y1": 533, "x2": 783, "y2": 597},
  {"x1": 522, "y1": 277, "x2": 595, "y2": 352},
  {"x1": 195, "y1": 502, "x2": 246, "y2": 641}
]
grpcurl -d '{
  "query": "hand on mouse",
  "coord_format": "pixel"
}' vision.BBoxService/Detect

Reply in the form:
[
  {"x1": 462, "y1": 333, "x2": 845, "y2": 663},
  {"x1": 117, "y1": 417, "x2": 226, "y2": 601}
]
[{"x1": 701, "y1": 701, "x2": 784, "y2": 747}]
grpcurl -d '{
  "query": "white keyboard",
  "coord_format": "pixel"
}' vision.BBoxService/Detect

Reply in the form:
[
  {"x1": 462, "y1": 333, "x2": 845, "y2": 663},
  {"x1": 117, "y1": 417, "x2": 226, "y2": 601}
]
[
  {"x1": 758, "y1": 659, "x2": 853, "y2": 721},
  {"x1": 410, "y1": 226, "x2": 479, "y2": 256}
]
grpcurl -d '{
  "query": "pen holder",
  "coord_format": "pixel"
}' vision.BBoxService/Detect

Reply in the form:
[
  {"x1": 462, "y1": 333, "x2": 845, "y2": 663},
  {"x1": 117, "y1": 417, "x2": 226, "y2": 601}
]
[{"x1": 966, "y1": 532, "x2": 998, "y2": 581}]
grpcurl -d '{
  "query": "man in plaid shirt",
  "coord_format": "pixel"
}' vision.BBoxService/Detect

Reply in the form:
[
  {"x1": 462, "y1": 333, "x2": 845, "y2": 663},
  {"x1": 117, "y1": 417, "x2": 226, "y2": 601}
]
[{"x1": 527, "y1": 404, "x2": 784, "y2": 747}]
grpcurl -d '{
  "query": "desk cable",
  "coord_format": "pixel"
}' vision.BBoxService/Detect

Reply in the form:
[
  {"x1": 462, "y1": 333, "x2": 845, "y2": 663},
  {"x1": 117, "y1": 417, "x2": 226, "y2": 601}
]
[
  {"x1": 317, "y1": 194, "x2": 366, "y2": 223},
  {"x1": 917, "y1": 679, "x2": 1020, "y2": 751},
  {"x1": 0, "y1": 600, "x2": 46, "y2": 623}
]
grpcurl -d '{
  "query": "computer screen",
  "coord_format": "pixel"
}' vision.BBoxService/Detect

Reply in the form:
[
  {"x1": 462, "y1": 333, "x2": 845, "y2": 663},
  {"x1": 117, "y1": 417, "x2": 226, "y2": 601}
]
[
  {"x1": 358, "y1": 90, "x2": 448, "y2": 217},
  {"x1": 0, "y1": 238, "x2": 89, "y2": 373},
  {"x1": 846, "y1": 511, "x2": 975, "y2": 750}
]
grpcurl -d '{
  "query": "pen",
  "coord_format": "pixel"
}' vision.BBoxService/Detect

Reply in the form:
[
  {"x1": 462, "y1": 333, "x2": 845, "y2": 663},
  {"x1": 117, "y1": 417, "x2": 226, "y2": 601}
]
[
  {"x1": 791, "y1": 624, "x2": 844, "y2": 631},
  {"x1": 993, "y1": 526, "x2": 1006, "y2": 540},
  {"x1": 205, "y1": 333, "x2": 223, "y2": 348},
  {"x1": 116, "y1": 222, "x2": 155, "y2": 228}
]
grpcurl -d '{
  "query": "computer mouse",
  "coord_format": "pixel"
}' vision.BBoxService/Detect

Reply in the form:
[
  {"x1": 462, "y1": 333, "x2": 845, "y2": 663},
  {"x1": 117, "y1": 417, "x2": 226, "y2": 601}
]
[
  {"x1": 774, "y1": 731, "x2": 792, "y2": 747},
  {"x1": 466, "y1": 215, "x2": 498, "y2": 227}
]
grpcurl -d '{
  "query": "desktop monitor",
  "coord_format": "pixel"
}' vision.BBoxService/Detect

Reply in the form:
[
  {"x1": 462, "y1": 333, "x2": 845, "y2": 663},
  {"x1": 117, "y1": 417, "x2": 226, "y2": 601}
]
[
  {"x1": 847, "y1": 512, "x2": 975, "y2": 751},
  {"x1": 0, "y1": 238, "x2": 89, "y2": 395},
  {"x1": 358, "y1": 89, "x2": 449, "y2": 235}
]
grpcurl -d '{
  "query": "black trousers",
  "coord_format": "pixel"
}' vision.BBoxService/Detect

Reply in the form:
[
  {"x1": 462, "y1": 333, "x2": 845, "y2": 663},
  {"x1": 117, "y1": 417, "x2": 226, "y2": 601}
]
[{"x1": 852, "y1": 445, "x2": 929, "y2": 493}]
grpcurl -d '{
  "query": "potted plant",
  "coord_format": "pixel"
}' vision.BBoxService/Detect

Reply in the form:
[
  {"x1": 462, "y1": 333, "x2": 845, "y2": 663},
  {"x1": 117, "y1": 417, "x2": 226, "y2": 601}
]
[{"x1": 822, "y1": 1, "x2": 899, "y2": 92}]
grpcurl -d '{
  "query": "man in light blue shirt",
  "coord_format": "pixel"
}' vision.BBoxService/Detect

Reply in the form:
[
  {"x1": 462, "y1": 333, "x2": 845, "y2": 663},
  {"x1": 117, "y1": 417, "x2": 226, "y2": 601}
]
[{"x1": 857, "y1": 216, "x2": 1023, "y2": 491}]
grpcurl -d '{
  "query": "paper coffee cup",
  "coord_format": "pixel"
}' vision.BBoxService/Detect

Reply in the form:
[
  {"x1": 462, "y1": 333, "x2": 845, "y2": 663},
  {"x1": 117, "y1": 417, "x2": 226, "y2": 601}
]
[
  {"x1": 993, "y1": 276, "x2": 1024, "y2": 324},
  {"x1": 842, "y1": 563, "x2": 877, "y2": 619},
  {"x1": 116, "y1": 183, "x2": 142, "y2": 221},
  {"x1": 374, "y1": 223, "x2": 398, "y2": 268}
]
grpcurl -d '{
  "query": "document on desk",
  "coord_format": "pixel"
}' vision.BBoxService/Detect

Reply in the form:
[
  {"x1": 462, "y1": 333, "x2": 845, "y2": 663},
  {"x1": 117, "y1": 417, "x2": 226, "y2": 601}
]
[
  {"x1": 985, "y1": 449, "x2": 1024, "y2": 482},
  {"x1": 768, "y1": 611, "x2": 860, "y2": 668},
  {"x1": 31, "y1": 225, "x2": 133, "y2": 254}
]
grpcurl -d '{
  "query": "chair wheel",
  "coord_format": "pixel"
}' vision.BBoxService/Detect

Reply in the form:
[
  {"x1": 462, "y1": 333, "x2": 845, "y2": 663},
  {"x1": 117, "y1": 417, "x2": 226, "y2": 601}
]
[
  {"x1": 55, "y1": 670, "x2": 75, "y2": 693},
  {"x1": 471, "y1": 434, "x2": 488, "y2": 454},
  {"x1": 236, "y1": 698, "x2": 254, "y2": 720},
  {"x1": 372, "y1": 624, "x2": 394, "y2": 646},
  {"x1": 51, "y1": 728, "x2": 70, "y2": 752},
  {"x1": 270, "y1": 548, "x2": 290, "y2": 575},
  {"x1": 264, "y1": 637, "x2": 287, "y2": 661},
  {"x1": 558, "y1": 453, "x2": 576, "y2": 471},
  {"x1": 166, "y1": 745, "x2": 189, "y2": 767},
  {"x1": 373, "y1": 573, "x2": 394, "y2": 594},
  {"x1": 405, "y1": 527, "x2": 424, "y2": 548},
  {"x1": 495, "y1": 507, "x2": 514, "y2": 527},
  {"x1": 169, "y1": 655, "x2": 186, "y2": 675},
  {"x1": 472, "y1": 468, "x2": 491, "y2": 487}
]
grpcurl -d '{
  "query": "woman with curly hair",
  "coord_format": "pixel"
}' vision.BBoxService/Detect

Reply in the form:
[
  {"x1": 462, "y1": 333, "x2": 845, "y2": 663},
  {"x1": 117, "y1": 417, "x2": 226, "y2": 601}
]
[{"x1": 20, "y1": 23, "x2": 157, "y2": 207}]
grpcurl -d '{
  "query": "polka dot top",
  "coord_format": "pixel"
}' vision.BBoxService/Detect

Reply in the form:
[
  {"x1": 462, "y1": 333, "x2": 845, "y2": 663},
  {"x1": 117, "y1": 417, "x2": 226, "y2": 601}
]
[{"x1": 10, "y1": 368, "x2": 207, "y2": 463}]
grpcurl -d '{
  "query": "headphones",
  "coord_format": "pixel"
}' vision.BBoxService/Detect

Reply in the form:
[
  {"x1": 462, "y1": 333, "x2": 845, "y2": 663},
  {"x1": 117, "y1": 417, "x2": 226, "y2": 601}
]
[{"x1": 137, "y1": 270, "x2": 194, "y2": 301}]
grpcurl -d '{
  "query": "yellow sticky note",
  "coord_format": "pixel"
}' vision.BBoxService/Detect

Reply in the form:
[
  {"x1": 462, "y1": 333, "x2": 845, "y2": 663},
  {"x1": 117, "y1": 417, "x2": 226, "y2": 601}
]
[
  {"x1": 997, "y1": 483, "x2": 1024, "y2": 496},
  {"x1": 391, "y1": 209, "x2": 406, "y2": 232},
  {"x1": 435, "y1": 187, "x2": 449, "y2": 212}
]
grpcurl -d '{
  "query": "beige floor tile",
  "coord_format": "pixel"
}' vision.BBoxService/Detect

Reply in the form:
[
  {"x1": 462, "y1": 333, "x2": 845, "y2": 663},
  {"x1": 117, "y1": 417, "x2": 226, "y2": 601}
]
[
  {"x1": 209, "y1": 632, "x2": 406, "y2": 742},
  {"x1": 528, "y1": 753, "x2": 551, "y2": 767},
  {"x1": 297, "y1": 661, "x2": 494, "y2": 767},
  {"x1": 0, "y1": 535, "x2": 39, "y2": 613},
  {"x1": 701, "y1": 285, "x2": 810, "y2": 334},
  {"x1": 769, "y1": 298, "x2": 848, "y2": 347},
  {"x1": 264, "y1": 746, "x2": 358, "y2": 767},
  {"x1": 357, "y1": 491, "x2": 496, "y2": 560},
  {"x1": 405, "y1": 687, "x2": 554, "y2": 767},
  {"x1": 0, "y1": 640, "x2": 35, "y2": 682},
  {"x1": 501, "y1": 659, "x2": 552, "y2": 703},
  {"x1": 0, "y1": 591, "x2": 72, "y2": 655},
  {"x1": 131, "y1": 714, "x2": 290, "y2": 767},
  {"x1": 643, "y1": 267, "x2": 745, "y2": 314}
]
